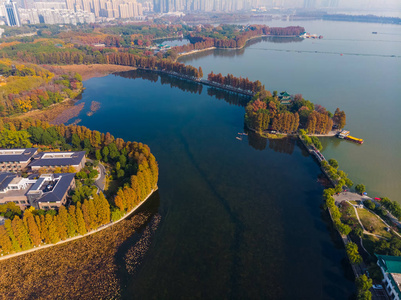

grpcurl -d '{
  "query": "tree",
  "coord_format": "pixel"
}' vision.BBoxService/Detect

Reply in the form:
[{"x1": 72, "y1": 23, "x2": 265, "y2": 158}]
[
  {"x1": 333, "y1": 108, "x2": 346, "y2": 129},
  {"x1": 45, "y1": 214, "x2": 59, "y2": 244},
  {"x1": 346, "y1": 242, "x2": 362, "y2": 264},
  {"x1": 95, "y1": 149, "x2": 102, "y2": 161},
  {"x1": 355, "y1": 274, "x2": 372, "y2": 300},
  {"x1": 23, "y1": 210, "x2": 41, "y2": 246},
  {"x1": 0, "y1": 225, "x2": 13, "y2": 254},
  {"x1": 364, "y1": 200, "x2": 375, "y2": 211},
  {"x1": 75, "y1": 203, "x2": 87, "y2": 236},
  {"x1": 56, "y1": 206, "x2": 69, "y2": 240},
  {"x1": 12, "y1": 216, "x2": 32, "y2": 250},
  {"x1": 355, "y1": 184, "x2": 366, "y2": 195},
  {"x1": 328, "y1": 159, "x2": 339, "y2": 169}
]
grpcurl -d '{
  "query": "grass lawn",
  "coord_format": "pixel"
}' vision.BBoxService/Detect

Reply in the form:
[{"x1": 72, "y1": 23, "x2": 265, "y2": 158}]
[{"x1": 357, "y1": 208, "x2": 392, "y2": 239}]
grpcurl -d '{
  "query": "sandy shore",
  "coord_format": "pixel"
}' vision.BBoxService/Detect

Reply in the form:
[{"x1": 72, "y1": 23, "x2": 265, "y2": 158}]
[{"x1": 58, "y1": 64, "x2": 137, "y2": 81}]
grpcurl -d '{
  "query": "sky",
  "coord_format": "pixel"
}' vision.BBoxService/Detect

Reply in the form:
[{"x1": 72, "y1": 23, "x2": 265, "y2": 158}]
[{"x1": 262, "y1": 0, "x2": 401, "y2": 11}]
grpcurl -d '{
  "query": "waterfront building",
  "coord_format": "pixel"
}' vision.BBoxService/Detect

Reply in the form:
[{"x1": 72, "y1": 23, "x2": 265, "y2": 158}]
[
  {"x1": 0, "y1": 148, "x2": 38, "y2": 172},
  {"x1": 0, "y1": 173, "x2": 75, "y2": 209},
  {"x1": 376, "y1": 254, "x2": 401, "y2": 300},
  {"x1": 3, "y1": 0, "x2": 21, "y2": 26},
  {"x1": 29, "y1": 151, "x2": 86, "y2": 172}
]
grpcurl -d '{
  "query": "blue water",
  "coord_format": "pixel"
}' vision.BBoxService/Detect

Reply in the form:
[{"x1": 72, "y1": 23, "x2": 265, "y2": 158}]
[
  {"x1": 76, "y1": 70, "x2": 354, "y2": 299},
  {"x1": 179, "y1": 19, "x2": 401, "y2": 203}
]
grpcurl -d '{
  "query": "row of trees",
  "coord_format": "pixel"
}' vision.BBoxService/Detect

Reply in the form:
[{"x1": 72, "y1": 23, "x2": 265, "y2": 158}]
[
  {"x1": 0, "y1": 193, "x2": 110, "y2": 254},
  {"x1": 207, "y1": 72, "x2": 264, "y2": 94}
]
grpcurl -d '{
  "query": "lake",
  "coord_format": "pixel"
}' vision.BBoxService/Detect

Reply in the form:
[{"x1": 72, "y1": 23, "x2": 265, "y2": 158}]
[
  {"x1": 72, "y1": 19, "x2": 401, "y2": 298},
  {"x1": 179, "y1": 19, "x2": 401, "y2": 203},
  {"x1": 76, "y1": 69, "x2": 354, "y2": 299}
]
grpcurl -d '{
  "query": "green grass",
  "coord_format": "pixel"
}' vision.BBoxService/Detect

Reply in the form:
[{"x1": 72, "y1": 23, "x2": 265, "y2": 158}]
[{"x1": 357, "y1": 208, "x2": 392, "y2": 239}]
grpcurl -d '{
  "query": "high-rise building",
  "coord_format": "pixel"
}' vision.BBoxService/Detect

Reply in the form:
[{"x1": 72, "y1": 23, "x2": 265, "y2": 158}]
[{"x1": 4, "y1": 0, "x2": 21, "y2": 26}]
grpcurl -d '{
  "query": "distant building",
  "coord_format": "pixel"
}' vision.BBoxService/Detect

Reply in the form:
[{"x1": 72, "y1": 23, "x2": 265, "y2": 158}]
[
  {"x1": 29, "y1": 151, "x2": 86, "y2": 172},
  {"x1": 376, "y1": 254, "x2": 401, "y2": 300},
  {"x1": 0, "y1": 173, "x2": 75, "y2": 209},
  {"x1": 3, "y1": 0, "x2": 21, "y2": 26},
  {"x1": 279, "y1": 91, "x2": 293, "y2": 105},
  {"x1": 0, "y1": 148, "x2": 38, "y2": 172}
]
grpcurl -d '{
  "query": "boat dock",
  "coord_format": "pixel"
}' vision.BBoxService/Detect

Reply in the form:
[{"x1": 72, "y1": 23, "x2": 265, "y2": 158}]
[{"x1": 337, "y1": 130, "x2": 363, "y2": 144}]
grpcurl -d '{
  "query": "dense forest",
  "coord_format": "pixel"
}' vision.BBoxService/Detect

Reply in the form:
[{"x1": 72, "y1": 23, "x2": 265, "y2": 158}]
[
  {"x1": 0, "y1": 118, "x2": 158, "y2": 256},
  {"x1": 245, "y1": 92, "x2": 346, "y2": 135},
  {"x1": 172, "y1": 25, "x2": 305, "y2": 54}
]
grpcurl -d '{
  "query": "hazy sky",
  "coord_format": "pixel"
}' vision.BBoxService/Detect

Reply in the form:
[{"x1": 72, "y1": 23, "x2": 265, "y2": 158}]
[{"x1": 262, "y1": 0, "x2": 401, "y2": 11}]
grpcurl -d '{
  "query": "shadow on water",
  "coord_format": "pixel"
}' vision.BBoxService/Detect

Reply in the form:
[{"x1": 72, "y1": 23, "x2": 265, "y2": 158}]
[
  {"x1": 115, "y1": 69, "x2": 251, "y2": 107},
  {"x1": 114, "y1": 191, "x2": 161, "y2": 294},
  {"x1": 246, "y1": 130, "x2": 296, "y2": 154}
]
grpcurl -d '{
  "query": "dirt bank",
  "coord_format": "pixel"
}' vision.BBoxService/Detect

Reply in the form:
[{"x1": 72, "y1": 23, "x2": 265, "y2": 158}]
[{"x1": 59, "y1": 64, "x2": 137, "y2": 81}]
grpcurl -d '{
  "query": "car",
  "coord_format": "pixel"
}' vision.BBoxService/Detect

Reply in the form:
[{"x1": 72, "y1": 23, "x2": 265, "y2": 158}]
[{"x1": 373, "y1": 284, "x2": 383, "y2": 290}]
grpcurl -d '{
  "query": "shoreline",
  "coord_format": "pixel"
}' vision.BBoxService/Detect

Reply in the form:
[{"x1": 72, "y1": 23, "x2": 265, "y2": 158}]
[
  {"x1": 176, "y1": 35, "x2": 268, "y2": 60},
  {"x1": 176, "y1": 34, "x2": 300, "y2": 61},
  {"x1": 58, "y1": 64, "x2": 138, "y2": 81},
  {"x1": 0, "y1": 188, "x2": 157, "y2": 262}
]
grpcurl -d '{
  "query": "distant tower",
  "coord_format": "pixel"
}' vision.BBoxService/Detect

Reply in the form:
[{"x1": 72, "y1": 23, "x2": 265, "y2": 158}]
[{"x1": 4, "y1": 0, "x2": 21, "y2": 26}]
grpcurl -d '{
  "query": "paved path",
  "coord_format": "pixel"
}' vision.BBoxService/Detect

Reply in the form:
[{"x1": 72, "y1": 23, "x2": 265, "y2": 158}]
[
  {"x1": 347, "y1": 201, "x2": 388, "y2": 240},
  {"x1": 95, "y1": 162, "x2": 106, "y2": 191}
]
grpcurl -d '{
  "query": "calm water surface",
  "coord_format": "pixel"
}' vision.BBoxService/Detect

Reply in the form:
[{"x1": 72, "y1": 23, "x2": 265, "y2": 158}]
[
  {"x1": 180, "y1": 20, "x2": 401, "y2": 202},
  {"x1": 76, "y1": 70, "x2": 354, "y2": 299}
]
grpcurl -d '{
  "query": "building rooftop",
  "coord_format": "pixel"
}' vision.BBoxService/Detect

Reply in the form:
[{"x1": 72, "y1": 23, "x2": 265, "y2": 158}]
[
  {"x1": 377, "y1": 254, "x2": 401, "y2": 274},
  {"x1": 29, "y1": 173, "x2": 75, "y2": 203},
  {"x1": 377, "y1": 254, "x2": 401, "y2": 298},
  {"x1": 0, "y1": 148, "x2": 38, "y2": 163},
  {"x1": 0, "y1": 172, "x2": 17, "y2": 191},
  {"x1": 29, "y1": 151, "x2": 86, "y2": 167}
]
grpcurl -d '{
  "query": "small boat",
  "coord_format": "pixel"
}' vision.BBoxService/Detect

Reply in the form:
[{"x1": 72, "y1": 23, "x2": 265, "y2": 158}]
[
  {"x1": 372, "y1": 32, "x2": 377, "y2": 34},
  {"x1": 236, "y1": 137, "x2": 242, "y2": 141}
]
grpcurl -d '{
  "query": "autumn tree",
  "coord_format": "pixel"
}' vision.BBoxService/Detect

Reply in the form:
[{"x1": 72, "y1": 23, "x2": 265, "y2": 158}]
[{"x1": 333, "y1": 108, "x2": 346, "y2": 129}]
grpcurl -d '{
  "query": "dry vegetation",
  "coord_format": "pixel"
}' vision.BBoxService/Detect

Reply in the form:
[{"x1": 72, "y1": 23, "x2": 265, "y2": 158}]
[
  {"x1": 58, "y1": 64, "x2": 137, "y2": 81},
  {"x1": 50, "y1": 102, "x2": 84, "y2": 125},
  {"x1": 0, "y1": 211, "x2": 153, "y2": 300},
  {"x1": 10, "y1": 99, "x2": 81, "y2": 123}
]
